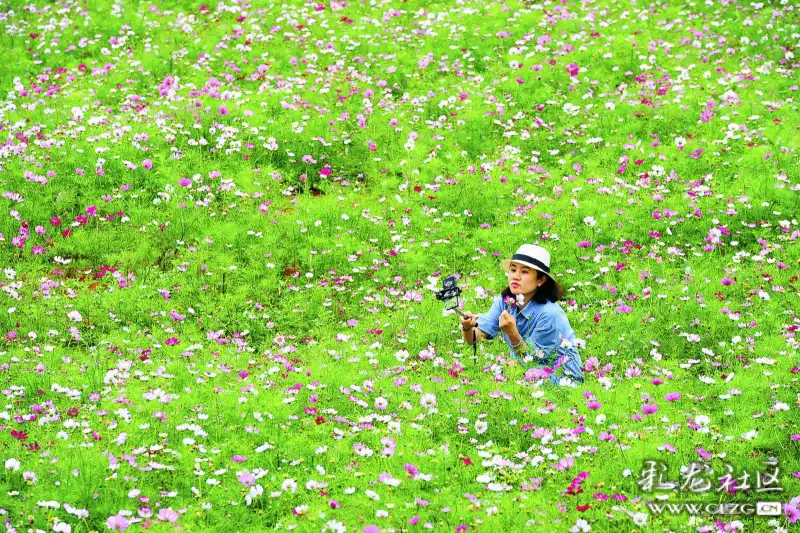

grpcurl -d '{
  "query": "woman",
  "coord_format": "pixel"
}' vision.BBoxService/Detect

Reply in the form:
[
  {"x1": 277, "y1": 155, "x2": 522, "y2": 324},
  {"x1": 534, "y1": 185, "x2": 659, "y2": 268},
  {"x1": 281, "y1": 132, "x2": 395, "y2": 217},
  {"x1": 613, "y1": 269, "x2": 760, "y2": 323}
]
[{"x1": 460, "y1": 244, "x2": 585, "y2": 387}]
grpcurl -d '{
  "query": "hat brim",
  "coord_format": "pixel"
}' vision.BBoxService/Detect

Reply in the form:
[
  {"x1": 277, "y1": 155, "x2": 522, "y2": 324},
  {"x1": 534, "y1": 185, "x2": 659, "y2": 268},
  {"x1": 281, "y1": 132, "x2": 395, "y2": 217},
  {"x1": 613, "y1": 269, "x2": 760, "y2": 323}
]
[{"x1": 500, "y1": 259, "x2": 554, "y2": 279}]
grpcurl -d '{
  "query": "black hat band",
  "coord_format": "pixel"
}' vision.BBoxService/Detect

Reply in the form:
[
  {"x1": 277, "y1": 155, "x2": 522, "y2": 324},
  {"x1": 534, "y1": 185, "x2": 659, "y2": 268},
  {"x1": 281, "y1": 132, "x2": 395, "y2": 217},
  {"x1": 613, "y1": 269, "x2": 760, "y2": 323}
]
[{"x1": 510, "y1": 253, "x2": 550, "y2": 274}]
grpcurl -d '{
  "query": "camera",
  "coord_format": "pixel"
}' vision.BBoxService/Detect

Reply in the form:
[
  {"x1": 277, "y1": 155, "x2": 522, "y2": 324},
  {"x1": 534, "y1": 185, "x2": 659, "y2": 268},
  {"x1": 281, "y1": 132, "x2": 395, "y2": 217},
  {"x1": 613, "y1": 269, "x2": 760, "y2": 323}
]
[{"x1": 434, "y1": 275, "x2": 468, "y2": 319}]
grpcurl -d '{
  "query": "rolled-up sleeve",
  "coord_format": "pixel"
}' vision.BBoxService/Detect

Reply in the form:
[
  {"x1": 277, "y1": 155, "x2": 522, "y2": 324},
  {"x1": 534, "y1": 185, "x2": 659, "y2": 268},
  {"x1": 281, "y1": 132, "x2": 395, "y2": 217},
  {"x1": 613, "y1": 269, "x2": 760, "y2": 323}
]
[{"x1": 476, "y1": 295, "x2": 503, "y2": 341}]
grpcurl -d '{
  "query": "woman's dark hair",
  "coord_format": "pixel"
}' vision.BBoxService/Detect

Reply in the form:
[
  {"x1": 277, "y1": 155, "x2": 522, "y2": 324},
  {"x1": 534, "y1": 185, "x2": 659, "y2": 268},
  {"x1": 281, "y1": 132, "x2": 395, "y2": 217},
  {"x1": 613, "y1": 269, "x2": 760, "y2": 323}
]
[{"x1": 501, "y1": 271, "x2": 565, "y2": 304}]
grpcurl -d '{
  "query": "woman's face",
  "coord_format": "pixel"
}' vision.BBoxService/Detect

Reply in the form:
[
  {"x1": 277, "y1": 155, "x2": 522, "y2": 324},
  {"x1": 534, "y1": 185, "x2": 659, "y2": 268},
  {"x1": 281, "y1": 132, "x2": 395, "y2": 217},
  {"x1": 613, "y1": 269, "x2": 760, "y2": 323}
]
[{"x1": 507, "y1": 262, "x2": 544, "y2": 296}]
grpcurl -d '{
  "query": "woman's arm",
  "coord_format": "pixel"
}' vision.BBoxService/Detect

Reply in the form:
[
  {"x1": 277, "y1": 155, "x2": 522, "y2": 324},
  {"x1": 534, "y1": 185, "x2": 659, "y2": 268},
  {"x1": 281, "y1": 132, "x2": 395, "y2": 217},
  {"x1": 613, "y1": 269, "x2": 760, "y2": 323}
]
[
  {"x1": 501, "y1": 325, "x2": 532, "y2": 359},
  {"x1": 463, "y1": 326, "x2": 489, "y2": 344},
  {"x1": 459, "y1": 313, "x2": 488, "y2": 344}
]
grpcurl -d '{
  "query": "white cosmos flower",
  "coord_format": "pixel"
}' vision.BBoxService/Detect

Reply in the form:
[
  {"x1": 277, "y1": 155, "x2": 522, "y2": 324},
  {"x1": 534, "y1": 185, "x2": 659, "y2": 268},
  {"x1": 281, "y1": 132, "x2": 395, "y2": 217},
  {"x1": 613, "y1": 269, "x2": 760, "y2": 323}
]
[
  {"x1": 476, "y1": 472, "x2": 495, "y2": 483},
  {"x1": 475, "y1": 420, "x2": 488, "y2": 434},
  {"x1": 53, "y1": 520, "x2": 71, "y2": 533},
  {"x1": 5, "y1": 458, "x2": 20, "y2": 471},
  {"x1": 245, "y1": 484, "x2": 263, "y2": 506},
  {"x1": 695, "y1": 415, "x2": 711, "y2": 426},
  {"x1": 420, "y1": 393, "x2": 437, "y2": 409},
  {"x1": 741, "y1": 429, "x2": 758, "y2": 441},
  {"x1": 67, "y1": 310, "x2": 82, "y2": 322},
  {"x1": 563, "y1": 103, "x2": 580, "y2": 117},
  {"x1": 322, "y1": 520, "x2": 347, "y2": 533},
  {"x1": 570, "y1": 518, "x2": 591, "y2": 532},
  {"x1": 559, "y1": 377, "x2": 577, "y2": 388},
  {"x1": 281, "y1": 478, "x2": 297, "y2": 493}
]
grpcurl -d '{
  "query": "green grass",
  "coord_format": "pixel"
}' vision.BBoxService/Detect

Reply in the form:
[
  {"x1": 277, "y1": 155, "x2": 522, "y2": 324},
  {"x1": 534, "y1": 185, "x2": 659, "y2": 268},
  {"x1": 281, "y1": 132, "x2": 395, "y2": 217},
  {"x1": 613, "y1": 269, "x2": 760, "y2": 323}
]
[{"x1": 0, "y1": 0, "x2": 799, "y2": 531}]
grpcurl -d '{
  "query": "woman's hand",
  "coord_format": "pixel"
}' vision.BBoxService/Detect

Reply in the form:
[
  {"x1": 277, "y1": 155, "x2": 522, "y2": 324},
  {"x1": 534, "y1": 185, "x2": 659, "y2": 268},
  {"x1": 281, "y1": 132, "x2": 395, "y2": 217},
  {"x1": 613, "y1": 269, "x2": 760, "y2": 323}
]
[
  {"x1": 460, "y1": 312, "x2": 478, "y2": 331},
  {"x1": 499, "y1": 310, "x2": 517, "y2": 334}
]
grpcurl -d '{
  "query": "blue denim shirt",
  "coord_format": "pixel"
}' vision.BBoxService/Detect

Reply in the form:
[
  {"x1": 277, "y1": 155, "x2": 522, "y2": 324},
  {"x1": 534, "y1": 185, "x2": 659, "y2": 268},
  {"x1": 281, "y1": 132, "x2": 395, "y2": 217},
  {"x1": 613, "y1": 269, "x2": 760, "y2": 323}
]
[{"x1": 476, "y1": 295, "x2": 584, "y2": 383}]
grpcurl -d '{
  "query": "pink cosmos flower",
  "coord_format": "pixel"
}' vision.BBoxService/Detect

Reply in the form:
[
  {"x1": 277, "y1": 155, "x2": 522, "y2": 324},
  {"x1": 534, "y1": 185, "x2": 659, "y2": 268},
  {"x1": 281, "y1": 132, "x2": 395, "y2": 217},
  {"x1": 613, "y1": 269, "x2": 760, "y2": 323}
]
[
  {"x1": 237, "y1": 472, "x2": 256, "y2": 487},
  {"x1": 554, "y1": 456, "x2": 574, "y2": 471},
  {"x1": 785, "y1": 503, "x2": 800, "y2": 524},
  {"x1": 106, "y1": 515, "x2": 130, "y2": 531},
  {"x1": 784, "y1": 496, "x2": 800, "y2": 523},
  {"x1": 157, "y1": 508, "x2": 179, "y2": 522}
]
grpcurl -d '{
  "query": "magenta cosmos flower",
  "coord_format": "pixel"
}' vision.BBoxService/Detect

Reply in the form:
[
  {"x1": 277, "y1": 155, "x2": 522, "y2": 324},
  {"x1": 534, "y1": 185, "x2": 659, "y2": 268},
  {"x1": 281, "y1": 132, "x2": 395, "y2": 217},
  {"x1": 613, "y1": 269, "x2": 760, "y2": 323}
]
[{"x1": 641, "y1": 404, "x2": 659, "y2": 415}]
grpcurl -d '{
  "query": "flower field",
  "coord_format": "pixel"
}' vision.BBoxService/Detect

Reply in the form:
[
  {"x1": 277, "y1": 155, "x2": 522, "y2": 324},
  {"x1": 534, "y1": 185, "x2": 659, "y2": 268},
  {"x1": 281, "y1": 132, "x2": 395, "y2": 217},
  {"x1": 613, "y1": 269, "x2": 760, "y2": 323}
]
[{"x1": 1, "y1": 0, "x2": 799, "y2": 531}]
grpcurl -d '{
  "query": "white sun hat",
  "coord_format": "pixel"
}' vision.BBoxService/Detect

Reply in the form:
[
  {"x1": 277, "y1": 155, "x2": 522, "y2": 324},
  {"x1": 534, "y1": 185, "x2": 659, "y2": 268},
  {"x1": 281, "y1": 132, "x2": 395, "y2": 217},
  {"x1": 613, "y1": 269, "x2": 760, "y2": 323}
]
[{"x1": 499, "y1": 244, "x2": 555, "y2": 280}]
